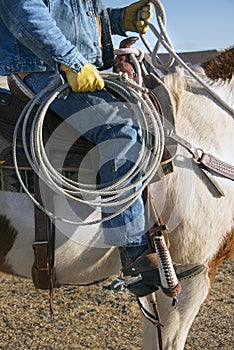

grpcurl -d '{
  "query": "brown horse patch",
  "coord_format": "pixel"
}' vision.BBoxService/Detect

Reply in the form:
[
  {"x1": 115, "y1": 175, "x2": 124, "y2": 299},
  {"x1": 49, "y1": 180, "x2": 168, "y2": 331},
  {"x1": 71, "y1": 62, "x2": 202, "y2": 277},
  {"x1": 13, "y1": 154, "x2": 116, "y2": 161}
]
[
  {"x1": 0, "y1": 215, "x2": 17, "y2": 273},
  {"x1": 208, "y1": 228, "x2": 234, "y2": 287}
]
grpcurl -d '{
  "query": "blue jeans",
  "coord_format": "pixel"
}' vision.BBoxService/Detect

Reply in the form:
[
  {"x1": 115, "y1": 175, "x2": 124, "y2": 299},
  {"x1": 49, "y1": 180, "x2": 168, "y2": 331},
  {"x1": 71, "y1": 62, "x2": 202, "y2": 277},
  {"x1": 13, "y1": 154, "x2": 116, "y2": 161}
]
[{"x1": 24, "y1": 72, "x2": 146, "y2": 246}]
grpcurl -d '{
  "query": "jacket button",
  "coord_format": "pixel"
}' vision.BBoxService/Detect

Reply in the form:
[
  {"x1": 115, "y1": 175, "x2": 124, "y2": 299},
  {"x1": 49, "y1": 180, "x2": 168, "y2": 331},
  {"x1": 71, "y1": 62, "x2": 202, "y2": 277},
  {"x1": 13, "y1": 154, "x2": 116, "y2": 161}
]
[
  {"x1": 86, "y1": 11, "x2": 92, "y2": 16},
  {"x1": 94, "y1": 41, "x2": 99, "y2": 47}
]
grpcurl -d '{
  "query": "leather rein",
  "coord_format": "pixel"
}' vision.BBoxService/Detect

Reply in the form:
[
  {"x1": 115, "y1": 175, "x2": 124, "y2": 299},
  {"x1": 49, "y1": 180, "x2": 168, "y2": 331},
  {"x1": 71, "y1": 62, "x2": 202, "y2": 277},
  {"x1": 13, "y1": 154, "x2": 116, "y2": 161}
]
[{"x1": 165, "y1": 128, "x2": 234, "y2": 196}]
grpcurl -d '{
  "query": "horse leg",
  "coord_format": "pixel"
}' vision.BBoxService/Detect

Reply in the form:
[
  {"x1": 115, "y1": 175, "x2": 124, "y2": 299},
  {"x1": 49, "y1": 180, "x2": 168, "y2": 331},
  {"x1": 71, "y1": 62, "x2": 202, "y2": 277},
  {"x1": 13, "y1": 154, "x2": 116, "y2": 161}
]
[{"x1": 142, "y1": 267, "x2": 209, "y2": 350}]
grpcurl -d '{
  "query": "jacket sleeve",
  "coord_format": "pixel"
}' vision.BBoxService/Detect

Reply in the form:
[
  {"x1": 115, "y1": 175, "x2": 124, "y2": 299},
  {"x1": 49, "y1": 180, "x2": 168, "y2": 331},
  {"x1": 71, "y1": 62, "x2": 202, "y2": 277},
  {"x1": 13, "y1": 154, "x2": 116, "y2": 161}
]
[
  {"x1": 107, "y1": 7, "x2": 127, "y2": 36},
  {"x1": 0, "y1": 0, "x2": 87, "y2": 71}
]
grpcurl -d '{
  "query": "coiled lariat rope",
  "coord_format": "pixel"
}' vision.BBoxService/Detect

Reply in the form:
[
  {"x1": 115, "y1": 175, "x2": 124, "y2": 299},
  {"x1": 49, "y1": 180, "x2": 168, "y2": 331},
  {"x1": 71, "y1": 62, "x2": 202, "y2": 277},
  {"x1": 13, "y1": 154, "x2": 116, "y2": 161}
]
[{"x1": 13, "y1": 73, "x2": 165, "y2": 225}]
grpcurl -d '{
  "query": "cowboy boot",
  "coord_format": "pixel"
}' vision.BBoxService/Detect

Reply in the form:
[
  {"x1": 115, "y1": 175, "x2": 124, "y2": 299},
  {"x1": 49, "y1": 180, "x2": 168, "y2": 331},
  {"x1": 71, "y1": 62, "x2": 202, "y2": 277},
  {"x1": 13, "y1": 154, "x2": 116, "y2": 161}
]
[{"x1": 118, "y1": 246, "x2": 206, "y2": 298}]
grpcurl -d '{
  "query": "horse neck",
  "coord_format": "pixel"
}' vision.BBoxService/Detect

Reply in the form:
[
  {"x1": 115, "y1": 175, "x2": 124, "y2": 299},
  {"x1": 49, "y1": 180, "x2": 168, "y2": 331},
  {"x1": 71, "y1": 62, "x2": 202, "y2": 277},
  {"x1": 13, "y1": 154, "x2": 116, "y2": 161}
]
[
  {"x1": 156, "y1": 71, "x2": 234, "y2": 264},
  {"x1": 176, "y1": 74, "x2": 234, "y2": 159}
]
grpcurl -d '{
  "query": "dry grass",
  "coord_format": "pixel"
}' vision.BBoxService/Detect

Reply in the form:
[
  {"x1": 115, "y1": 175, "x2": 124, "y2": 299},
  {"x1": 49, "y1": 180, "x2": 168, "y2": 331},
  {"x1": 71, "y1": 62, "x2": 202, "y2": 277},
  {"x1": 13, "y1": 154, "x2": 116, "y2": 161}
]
[{"x1": 0, "y1": 259, "x2": 233, "y2": 350}]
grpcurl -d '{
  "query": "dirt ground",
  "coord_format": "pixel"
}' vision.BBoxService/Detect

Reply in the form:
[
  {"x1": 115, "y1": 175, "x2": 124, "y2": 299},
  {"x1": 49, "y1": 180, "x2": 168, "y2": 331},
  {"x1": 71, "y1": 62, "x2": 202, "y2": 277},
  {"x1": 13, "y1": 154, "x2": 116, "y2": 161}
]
[{"x1": 0, "y1": 259, "x2": 233, "y2": 350}]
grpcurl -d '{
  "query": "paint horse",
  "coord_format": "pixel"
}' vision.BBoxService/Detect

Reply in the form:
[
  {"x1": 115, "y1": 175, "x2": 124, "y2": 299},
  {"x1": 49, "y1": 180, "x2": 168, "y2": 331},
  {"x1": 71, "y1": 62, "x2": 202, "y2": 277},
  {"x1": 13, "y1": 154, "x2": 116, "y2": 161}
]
[{"x1": 0, "y1": 46, "x2": 233, "y2": 349}]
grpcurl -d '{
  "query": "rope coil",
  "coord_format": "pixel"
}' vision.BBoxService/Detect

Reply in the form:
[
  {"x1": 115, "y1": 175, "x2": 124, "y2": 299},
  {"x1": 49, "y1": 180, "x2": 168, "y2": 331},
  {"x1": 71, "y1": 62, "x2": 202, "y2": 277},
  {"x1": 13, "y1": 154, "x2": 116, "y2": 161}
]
[{"x1": 13, "y1": 73, "x2": 165, "y2": 225}]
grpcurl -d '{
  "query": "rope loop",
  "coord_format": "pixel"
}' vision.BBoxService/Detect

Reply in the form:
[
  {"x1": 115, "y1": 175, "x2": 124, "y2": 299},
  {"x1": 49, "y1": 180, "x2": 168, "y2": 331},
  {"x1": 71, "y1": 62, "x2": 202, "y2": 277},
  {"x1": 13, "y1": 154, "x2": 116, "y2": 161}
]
[
  {"x1": 140, "y1": 0, "x2": 234, "y2": 116},
  {"x1": 13, "y1": 73, "x2": 165, "y2": 225},
  {"x1": 140, "y1": 0, "x2": 175, "y2": 70}
]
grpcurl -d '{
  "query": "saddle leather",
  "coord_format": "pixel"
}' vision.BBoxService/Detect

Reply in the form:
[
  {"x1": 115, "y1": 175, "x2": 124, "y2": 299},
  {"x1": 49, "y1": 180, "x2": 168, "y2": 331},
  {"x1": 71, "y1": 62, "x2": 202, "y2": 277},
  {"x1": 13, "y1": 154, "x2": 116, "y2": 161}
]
[
  {"x1": 143, "y1": 73, "x2": 178, "y2": 164},
  {"x1": 0, "y1": 85, "x2": 95, "y2": 168}
]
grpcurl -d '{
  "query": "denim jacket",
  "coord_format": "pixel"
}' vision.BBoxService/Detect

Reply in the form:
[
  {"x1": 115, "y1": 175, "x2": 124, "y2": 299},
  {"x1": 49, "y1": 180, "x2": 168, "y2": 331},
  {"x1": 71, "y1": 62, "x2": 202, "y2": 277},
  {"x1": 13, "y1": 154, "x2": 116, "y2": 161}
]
[{"x1": 0, "y1": 0, "x2": 127, "y2": 75}]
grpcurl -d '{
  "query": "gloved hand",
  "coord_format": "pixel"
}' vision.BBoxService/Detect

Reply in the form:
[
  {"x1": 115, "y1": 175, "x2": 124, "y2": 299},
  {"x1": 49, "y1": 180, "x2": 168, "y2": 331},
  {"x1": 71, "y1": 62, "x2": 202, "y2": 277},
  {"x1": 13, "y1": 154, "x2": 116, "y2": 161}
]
[
  {"x1": 60, "y1": 63, "x2": 105, "y2": 92},
  {"x1": 123, "y1": 0, "x2": 153, "y2": 34}
]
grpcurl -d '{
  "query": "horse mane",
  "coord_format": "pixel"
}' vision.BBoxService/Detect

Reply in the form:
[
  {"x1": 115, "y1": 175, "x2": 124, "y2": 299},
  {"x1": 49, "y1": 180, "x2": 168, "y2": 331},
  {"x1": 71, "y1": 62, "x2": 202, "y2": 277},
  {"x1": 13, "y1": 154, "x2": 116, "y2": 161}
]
[{"x1": 201, "y1": 46, "x2": 234, "y2": 80}]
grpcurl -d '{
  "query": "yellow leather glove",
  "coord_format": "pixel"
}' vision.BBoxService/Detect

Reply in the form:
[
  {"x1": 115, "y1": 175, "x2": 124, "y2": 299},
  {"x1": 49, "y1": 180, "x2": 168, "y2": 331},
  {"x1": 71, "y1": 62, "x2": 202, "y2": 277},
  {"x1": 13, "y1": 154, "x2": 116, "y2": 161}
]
[
  {"x1": 124, "y1": 0, "x2": 153, "y2": 34},
  {"x1": 61, "y1": 63, "x2": 105, "y2": 92}
]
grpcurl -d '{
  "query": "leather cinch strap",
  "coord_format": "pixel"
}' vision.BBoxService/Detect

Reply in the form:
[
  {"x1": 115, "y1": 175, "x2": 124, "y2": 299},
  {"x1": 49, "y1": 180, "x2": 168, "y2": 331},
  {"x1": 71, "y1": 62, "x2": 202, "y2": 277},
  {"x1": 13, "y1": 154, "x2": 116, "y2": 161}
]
[
  {"x1": 6, "y1": 74, "x2": 57, "y2": 297},
  {"x1": 200, "y1": 152, "x2": 234, "y2": 181}
]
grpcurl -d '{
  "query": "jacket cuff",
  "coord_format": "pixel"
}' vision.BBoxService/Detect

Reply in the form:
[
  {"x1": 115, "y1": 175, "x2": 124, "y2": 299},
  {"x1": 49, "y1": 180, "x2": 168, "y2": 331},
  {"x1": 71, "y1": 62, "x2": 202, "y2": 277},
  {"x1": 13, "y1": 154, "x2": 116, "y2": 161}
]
[
  {"x1": 53, "y1": 48, "x2": 88, "y2": 72},
  {"x1": 108, "y1": 7, "x2": 127, "y2": 36}
]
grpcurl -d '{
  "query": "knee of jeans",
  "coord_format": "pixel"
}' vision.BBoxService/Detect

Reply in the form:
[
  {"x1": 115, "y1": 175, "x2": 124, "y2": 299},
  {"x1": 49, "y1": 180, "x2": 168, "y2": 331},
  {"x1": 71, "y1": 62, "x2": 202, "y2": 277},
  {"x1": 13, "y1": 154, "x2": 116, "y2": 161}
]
[{"x1": 111, "y1": 123, "x2": 139, "y2": 141}]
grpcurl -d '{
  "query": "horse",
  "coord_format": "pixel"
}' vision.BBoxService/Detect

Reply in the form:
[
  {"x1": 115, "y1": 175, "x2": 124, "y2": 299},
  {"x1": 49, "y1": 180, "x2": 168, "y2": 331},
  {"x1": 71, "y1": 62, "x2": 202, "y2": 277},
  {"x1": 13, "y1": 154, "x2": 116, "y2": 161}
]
[{"x1": 0, "y1": 47, "x2": 233, "y2": 349}]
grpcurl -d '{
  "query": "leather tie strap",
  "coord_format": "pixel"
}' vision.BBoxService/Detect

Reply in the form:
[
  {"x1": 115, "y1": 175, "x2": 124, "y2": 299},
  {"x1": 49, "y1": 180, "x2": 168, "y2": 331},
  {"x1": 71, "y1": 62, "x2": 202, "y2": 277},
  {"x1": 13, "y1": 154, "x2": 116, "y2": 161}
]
[
  {"x1": 166, "y1": 128, "x2": 234, "y2": 181},
  {"x1": 32, "y1": 175, "x2": 55, "y2": 290},
  {"x1": 200, "y1": 152, "x2": 234, "y2": 181}
]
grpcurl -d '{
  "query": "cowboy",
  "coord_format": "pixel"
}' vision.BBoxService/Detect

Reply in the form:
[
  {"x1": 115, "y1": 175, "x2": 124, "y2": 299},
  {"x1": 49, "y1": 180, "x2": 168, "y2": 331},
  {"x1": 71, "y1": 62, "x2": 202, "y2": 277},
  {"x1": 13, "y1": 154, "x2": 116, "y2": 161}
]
[{"x1": 0, "y1": 0, "x2": 158, "y2": 296}]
